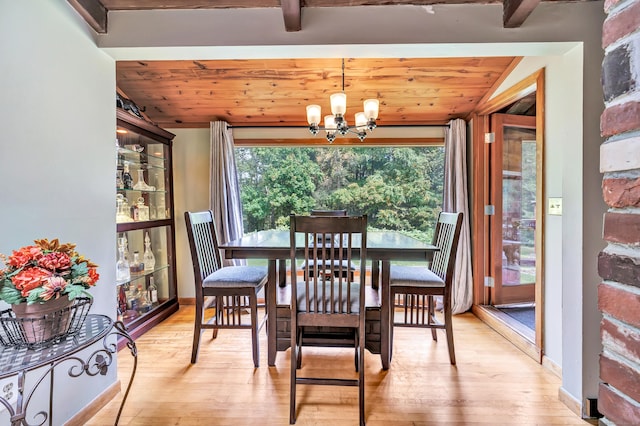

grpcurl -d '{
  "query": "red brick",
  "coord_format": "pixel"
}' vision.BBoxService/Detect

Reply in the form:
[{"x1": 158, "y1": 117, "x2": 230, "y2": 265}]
[
  {"x1": 603, "y1": 1, "x2": 640, "y2": 47},
  {"x1": 601, "y1": 101, "x2": 640, "y2": 137},
  {"x1": 602, "y1": 177, "x2": 640, "y2": 208},
  {"x1": 599, "y1": 282, "x2": 640, "y2": 328},
  {"x1": 603, "y1": 212, "x2": 640, "y2": 244},
  {"x1": 598, "y1": 252, "x2": 640, "y2": 288},
  {"x1": 599, "y1": 382, "x2": 640, "y2": 425},
  {"x1": 602, "y1": 317, "x2": 640, "y2": 363},
  {"x1": 601, "y1": 353, "x2": 640, "y2": 403}
]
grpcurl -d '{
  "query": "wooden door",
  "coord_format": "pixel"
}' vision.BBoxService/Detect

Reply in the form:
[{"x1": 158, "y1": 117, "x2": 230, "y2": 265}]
[{"x1": 489, "y1": 114, "x2": 537, "y2": 305}]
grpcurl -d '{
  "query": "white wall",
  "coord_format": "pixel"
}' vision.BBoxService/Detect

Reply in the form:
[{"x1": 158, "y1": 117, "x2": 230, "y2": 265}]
[
  {"x1": 170, "y1": 129, "x2": 211, "y2": 299},
  {"x1": 492, "y1": 46, "x2": 591, "y2": 406},
  {"x1": 0, "y1": 1, "x2": 117, "y2": 423}
]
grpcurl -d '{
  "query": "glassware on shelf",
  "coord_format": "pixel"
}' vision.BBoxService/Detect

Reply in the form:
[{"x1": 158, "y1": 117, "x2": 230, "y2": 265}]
[
  {"x1": 137, "y1": 197, "x2": 150, "y2": 221},
  {"x1": 116, "y1": 244, "x2": 131, "y2": 282},
  {"x1": 127, "y1": 284, "x2": 140, "y2": 312},
  {"x1": 129, "y1": 251, "x2": 144, "y2": 275},
  {"x1": 133, "y1": 169, "x2": 156, "y2": 191},
  {"x1": 148, "y1": 276, "x2": 159, "y2": 305},
  {"x1": 119, "y1": 235, "x2": 130, "y2": 260},
  {"x1": 137, "y1": 284, "x2": 152, "y2": 313},
  {"x1": 143, "y1": 232, "x2": 156, "y2": 271},
  {"x1": 116, "y1": 194, "x2": 133, "y2": 223},
  {"x1": 122, "y1": 162, "x2": 133, "y2": 190},
  {"x1": 116, "y1": 169, "x2": 124, "y2": 189}
]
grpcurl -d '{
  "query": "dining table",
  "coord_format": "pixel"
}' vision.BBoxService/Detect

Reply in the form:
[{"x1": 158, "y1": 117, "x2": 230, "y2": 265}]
[{"x1": 219, "y1": 229, "x2": 438, "y2": 370}]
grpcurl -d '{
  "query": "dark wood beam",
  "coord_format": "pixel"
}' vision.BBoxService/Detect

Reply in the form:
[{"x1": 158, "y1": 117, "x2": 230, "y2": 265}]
[
  {"x1": 67, "y1": 0, "x2": 108, "y2": 33},
  {"x1": 281, "y1": 0, "x2": 301, "y2": 32},
  {"x1": 503, "y1": 0, "x2": 540, "y2": 28}
]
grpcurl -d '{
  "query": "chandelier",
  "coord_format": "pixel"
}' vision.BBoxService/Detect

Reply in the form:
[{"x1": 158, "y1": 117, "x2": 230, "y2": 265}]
[{"x1": 305, "y1": 59, "x2": 379, "y2": 142}]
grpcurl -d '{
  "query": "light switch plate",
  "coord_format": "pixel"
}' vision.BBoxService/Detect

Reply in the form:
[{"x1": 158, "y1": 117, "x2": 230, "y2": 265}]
[{"x1": 548, "y1": 197, "x2": 562, "y2": 215}]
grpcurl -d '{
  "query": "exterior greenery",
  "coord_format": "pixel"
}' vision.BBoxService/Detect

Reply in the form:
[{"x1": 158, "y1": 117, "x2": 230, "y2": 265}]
[{"x1": 236, "y1": 146, "x2": 444, "y2": 242}]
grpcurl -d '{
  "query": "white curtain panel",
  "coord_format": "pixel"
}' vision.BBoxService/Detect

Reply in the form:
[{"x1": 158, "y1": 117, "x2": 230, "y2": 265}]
[
  {"x1": 443, "y1": 118, "x2": 474, "y2": 314},
  {"x1": 210, "y1": 121, "x2": 245, "y2": 265}
]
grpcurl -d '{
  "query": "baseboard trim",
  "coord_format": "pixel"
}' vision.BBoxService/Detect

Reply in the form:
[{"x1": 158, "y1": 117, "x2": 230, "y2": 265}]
[
  {"x1": 178, "y1": 297, "x2": 195, "y2": 305},
  {"x1": 542, "y1": 354, "x2": 562, "y2": 378},
  {"x1": 558, "y1": 386, "x2": 582, "y2": 417},
  {"x1": 64, "y1": 380, "x2": 120, "y2": 426}
]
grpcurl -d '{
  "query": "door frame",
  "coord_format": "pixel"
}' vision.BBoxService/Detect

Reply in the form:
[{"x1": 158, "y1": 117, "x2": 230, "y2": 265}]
[{"x1": 470, "y1": 69, "x2": 545, "y2": 362}]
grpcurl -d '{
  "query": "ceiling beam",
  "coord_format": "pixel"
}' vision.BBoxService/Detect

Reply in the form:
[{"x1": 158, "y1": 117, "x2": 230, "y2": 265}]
[
  {"x1": 67, "y1": 0, "x2": 108, "y2": 33},
  {"x1": 503, "y1": 0, "x2": 540, "y2": 28},
  {"x1": 281, "y1": 0, "x2": 301, "y2": 32}
]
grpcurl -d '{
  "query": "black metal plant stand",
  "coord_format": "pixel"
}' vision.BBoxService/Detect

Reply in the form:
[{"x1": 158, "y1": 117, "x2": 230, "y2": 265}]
[{"x1": 0, "y1": 315, "x2": 137, "y2": 426}]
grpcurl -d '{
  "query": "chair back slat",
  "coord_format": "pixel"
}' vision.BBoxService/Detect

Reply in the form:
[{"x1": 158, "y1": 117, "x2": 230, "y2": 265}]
[
  {"x1": 185, "y1": 210, "x2": 224, "y2": 282},
  {"x1": 291, "y1": 215, "x2": 367, "y2": 319},
  {"x1": 430, "y1": 212, "x2": 463, "y2": 283}
]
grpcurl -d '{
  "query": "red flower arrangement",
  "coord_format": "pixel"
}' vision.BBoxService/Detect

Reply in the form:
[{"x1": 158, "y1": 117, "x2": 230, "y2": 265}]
[{"x1": 0, "y1": 239, "x2": 99, "y2": 305}]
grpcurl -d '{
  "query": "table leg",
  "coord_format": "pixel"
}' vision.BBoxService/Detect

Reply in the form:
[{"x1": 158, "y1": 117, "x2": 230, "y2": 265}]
[
  {"x1": 380, "y1": 260, "x2": 391, "y2": 370},
  {"x1": 267, "y1": 259, "x2": 278, "y2": 366}
]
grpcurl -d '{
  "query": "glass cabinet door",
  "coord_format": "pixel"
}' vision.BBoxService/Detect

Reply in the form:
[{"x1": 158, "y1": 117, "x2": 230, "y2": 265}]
[
  {"x1": 116, "y1": 227, "x2": 175, "y2": 324},
  {"x1": 115, "y1": 109, "x2": 178, "y2": 339},
  {"x1": 116, "y1": 132, "x2": 170, "y2": 224}
]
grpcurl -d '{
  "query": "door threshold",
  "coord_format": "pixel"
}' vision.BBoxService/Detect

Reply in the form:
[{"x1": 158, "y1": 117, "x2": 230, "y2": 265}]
[{"x1": 472, "y1": 304, "x2": 541, "y2": 363}]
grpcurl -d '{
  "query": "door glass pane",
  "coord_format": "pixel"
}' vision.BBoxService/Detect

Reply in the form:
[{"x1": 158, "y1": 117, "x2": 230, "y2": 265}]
[{"x1": 502, "y1": 127, "x2": 537, "y2": 289}]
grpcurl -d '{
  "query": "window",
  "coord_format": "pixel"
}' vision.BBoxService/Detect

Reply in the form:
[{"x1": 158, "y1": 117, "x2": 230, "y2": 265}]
[{"x1": 236, "y1": 146, "x2": 444, "y2": 242}]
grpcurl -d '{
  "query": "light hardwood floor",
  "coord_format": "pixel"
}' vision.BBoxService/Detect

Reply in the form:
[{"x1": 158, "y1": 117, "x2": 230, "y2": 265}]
[{"x1": 87, "y1": 306, "x2": 594, "y2": 425}]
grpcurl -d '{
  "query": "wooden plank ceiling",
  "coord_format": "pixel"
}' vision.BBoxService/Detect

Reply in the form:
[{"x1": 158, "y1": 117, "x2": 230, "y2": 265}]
[{"x1": 116, "y1": 57, "x2": 518, "y2": 129}]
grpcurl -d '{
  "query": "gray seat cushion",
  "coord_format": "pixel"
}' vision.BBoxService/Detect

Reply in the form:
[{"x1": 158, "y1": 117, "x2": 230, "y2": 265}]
[
  {"x1": 296, "y1": 281, "x2": 361, "y2": 313},
  {"x1": 389, "y1": 265, "x2": 445, "y2": 288},
  {"x1": 203, "y1": 266, "x2": 267, "y2": 288}
]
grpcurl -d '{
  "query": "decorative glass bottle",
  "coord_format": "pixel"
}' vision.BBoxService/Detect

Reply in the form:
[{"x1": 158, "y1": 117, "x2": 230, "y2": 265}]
[
  {"x1": 122, "y1": 162, "x2": 133, "y2": 190},
  {"x1": 143, "y1": 232, "x2": 156, "y2": 271},
  {"x1": 116, "y1": 245, "x2": 131, "y2": 282},
  {"x1": 129, "y1": 251, "x2": 144, "y2": 275},
  {"x1": 148, "y1": 276, "x2": 159, "y2": 305},
  {"x1": 137, "y1": 284, "x2": 152, "y2": 313},
  {"x1": 137, "y1": 197, "x2": 150, "y2": 221},
  {"x1": 116, "y1": 194, "x2": 133, "y2": 223},
  {"x1": 133, "y1": 168, "x2": 155, "y2": 191}
]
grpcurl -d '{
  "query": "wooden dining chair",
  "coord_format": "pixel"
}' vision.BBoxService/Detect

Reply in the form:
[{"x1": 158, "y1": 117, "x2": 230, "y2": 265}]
[
  {"x1": 388, "y1": 211, "x2": 463, "y2": 365},
  {"x1": 301, "y1": 209, "x2": 356, "y2": 282},
  {"x1": 289, "y1": 214, "x2": 367, "y2": 426},
  {"x1": 184, "y1": 210, "x2": 268, "y2": 367}
]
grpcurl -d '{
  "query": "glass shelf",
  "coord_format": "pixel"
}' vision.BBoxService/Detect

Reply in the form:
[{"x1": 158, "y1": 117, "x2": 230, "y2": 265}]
[
  {"x1": 116, "y1": 264, "x2": 170, "y2": 287},
  {"x1": 118, "y1": 146, "x2": 166, "y2": 162},
  {"x1": 116, "y1": 188, "x2": 168, "y2": 194}
]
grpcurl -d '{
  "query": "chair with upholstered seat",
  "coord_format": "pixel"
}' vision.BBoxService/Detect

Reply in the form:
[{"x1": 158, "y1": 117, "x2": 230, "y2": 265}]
[
  {"x1": 184, "y1": 210, "x2": 268, "y2": 367},
  {"x1": 388, "y1": 211, "x2": 463, "y2": 365},
  {"x1": 289, "y1": 214, "x2": 367, "y2": 425}
]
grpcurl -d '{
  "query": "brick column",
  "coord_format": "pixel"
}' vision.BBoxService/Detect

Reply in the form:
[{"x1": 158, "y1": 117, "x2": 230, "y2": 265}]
[{"x1": 598, "y1": 0, "x2": 640, "y2": 424}]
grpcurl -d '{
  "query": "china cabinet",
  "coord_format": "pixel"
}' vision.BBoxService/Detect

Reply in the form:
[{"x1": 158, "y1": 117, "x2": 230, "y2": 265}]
[{"x1": 115, "y1": 109, "x2": 178, "y2": 345}]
